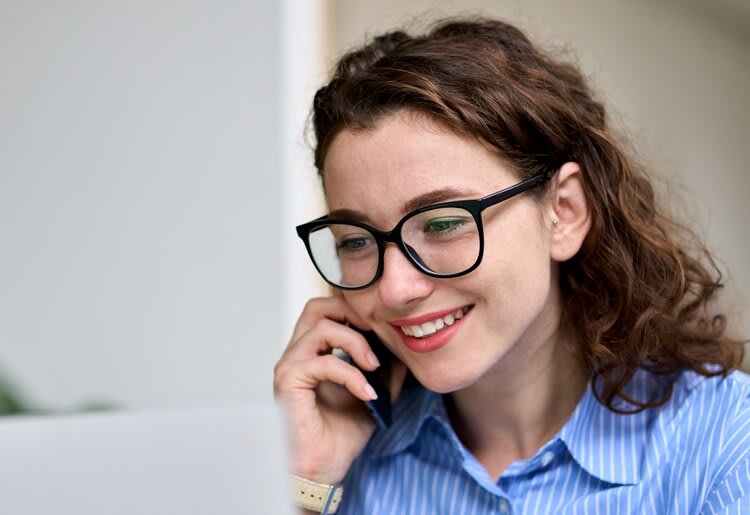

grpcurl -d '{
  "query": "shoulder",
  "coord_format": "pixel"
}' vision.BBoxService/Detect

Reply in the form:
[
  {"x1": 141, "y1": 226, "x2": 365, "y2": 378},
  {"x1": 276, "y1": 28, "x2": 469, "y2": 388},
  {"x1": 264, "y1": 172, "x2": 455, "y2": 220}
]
[
  {"x1": 665, "y1": 370, "x2": 750, "y2": 457},
  {"x1": 667, "y1": 370, "x2": 750, "y2": 512},
  {"x1": 670, "y1": 369, "x2": 750, "y2": 435}
]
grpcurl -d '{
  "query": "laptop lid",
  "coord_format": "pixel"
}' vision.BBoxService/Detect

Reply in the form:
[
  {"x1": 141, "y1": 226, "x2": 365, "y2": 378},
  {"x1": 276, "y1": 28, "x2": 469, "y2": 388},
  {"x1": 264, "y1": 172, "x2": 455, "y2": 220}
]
[{"x1": 0, "y1": 401, "x2": 292, "y2": 515}]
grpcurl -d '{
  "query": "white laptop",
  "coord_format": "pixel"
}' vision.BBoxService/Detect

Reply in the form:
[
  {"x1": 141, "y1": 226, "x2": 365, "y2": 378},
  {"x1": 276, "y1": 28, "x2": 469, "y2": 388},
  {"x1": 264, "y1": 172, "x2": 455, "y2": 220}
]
[{"x1": 0, "y1": 400, "x2": 292, "y2": 515}]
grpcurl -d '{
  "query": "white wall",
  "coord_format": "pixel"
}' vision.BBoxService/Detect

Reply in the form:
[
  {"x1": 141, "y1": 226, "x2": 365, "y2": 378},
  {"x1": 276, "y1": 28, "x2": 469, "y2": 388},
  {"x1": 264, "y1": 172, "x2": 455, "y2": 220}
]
[
  {"x1": 0, "y1": 0, "x2": 286, "y2": 410},
  {"x1": 330, "y1": 0, "x2": 750, "y2": 339},
  {"x1": 280, "y1": 0, "x2": 329, "y2": 338}
]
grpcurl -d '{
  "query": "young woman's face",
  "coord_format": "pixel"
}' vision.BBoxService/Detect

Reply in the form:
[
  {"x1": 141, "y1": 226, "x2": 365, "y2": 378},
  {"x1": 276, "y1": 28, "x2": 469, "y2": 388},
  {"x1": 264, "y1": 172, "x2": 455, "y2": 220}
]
[{"x1": 323, "y1": 113, "x2": 563, "y2": 393}]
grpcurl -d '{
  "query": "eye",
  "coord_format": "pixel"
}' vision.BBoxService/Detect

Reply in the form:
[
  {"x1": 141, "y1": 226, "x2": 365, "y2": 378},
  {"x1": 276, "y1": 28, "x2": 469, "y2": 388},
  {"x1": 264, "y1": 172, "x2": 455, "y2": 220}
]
[
  {"x1": 337, "y1": 236, "x2": 371, "y2": 250},
  {"x1": 424, "y1": 218, "x2": 469, "y2": 234},
  {"x1": 335, "y1": 233, "x2": 376, "y2": 257}
]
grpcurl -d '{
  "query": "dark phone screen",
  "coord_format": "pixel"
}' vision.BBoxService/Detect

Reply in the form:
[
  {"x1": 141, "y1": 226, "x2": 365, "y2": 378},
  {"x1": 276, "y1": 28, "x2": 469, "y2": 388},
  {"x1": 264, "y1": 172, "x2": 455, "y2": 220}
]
[{"x1": 352, "y1": 328, "x2": 394, "y2": 430}]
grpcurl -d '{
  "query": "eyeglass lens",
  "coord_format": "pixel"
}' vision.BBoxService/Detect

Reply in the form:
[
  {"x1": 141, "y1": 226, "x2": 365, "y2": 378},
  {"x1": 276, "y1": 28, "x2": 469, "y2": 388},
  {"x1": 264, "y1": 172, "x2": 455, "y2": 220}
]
[{"x1": 307, "y1": 206, "x2": 480, "y2": 288}]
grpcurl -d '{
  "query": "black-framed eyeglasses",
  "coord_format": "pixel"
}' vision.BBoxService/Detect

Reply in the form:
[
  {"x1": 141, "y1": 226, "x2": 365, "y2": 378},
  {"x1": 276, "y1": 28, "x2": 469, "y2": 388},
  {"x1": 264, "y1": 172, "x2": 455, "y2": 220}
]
[{"x1": 296, "y1": 169, "x2": 557, "y2": 290}]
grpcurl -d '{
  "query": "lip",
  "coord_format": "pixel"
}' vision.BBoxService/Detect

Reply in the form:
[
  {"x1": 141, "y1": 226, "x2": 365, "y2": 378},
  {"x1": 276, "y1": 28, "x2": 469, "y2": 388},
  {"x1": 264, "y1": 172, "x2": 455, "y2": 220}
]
[
  {"x1": 390, "y1": 305, "x2": 470, "y2": 327},
  {"x1": 390, "y1": 305, "x2": 473, "y2": 354}
]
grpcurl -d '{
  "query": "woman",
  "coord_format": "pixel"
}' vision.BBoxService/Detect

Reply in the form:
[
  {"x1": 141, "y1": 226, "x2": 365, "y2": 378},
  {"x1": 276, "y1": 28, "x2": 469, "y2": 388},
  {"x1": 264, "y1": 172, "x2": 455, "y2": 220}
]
[{"x1": 275, "y1": 18, "x2": 748, "y2": 514}]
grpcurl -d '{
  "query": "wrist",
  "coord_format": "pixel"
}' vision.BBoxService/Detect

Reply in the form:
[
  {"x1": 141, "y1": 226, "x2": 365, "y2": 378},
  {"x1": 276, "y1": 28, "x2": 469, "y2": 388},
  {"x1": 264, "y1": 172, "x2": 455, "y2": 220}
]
[
  {"x1": 293, "y1": 461, "x2": 347, "y2": 486},
  {"x1": 290, "y1": 474, "x2": 343, "y2": 515}
]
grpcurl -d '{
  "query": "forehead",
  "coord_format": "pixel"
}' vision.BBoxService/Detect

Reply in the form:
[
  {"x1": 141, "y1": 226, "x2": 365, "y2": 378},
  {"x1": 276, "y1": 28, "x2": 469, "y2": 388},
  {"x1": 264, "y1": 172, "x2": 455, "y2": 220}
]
[{"x1": 322, "y1": 114, "x2": 516, "y2": 221}]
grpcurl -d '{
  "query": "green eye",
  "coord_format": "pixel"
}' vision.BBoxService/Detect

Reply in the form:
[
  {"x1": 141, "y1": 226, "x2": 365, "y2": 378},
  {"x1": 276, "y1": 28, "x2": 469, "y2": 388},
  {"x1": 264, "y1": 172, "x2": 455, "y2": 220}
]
[{"x1": 425, "y1": 218, "x2": 467, "y2": 233}]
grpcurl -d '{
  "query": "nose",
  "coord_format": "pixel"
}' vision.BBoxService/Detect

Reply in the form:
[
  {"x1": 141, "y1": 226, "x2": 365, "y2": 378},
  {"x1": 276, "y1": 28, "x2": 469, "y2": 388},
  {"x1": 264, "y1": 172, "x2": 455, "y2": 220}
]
[{"x1": 377, "y1": 244, "x2": 435, "y2": 308}]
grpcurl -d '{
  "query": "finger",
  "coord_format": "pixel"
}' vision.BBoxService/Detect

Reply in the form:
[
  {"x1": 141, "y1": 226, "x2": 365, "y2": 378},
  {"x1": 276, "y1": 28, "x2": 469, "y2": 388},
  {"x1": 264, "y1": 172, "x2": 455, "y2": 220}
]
[
  {"x1": 275, "y1": 354, "x2": 378, "y2": 403},
  {"x1": 285, "y1": 319, "x2": 382, "y2": 372},
  {"x1": 291, "y1": 296, "x2": 371, "y2": 341}
]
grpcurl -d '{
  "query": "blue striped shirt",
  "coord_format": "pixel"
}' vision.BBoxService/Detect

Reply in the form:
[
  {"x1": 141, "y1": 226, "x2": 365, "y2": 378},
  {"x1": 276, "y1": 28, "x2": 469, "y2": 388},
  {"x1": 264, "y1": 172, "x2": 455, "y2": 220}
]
[{"x1": 339, "y1": 369, "x2": 750, "y2": 514}]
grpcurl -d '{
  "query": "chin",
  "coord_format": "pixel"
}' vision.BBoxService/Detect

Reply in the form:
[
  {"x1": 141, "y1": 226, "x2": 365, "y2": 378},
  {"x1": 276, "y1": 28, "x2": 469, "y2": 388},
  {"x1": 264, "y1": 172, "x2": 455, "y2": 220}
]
[{"x1": 408, "y1": 362, "x2": 480, "y2": 394}]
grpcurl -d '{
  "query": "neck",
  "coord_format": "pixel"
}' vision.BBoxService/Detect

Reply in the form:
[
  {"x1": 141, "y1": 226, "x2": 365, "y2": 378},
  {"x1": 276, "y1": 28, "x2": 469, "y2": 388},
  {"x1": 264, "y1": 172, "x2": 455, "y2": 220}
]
[{"x1": 445, "y1": 326, "x2": 587, "y2": 481}]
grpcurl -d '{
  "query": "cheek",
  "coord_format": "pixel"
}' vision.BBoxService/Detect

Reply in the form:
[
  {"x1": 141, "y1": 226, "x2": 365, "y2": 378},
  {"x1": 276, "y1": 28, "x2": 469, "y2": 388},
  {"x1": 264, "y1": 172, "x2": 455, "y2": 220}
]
[
  {"x1": 476, "y1": 219, "x2": 552, "y2": 315},
  {"x1": 341, "y1": 290, "x2": 376, "y2": 323},
  {"x1": 481, "y1": 226, "x2": 549, "y2": 279}
]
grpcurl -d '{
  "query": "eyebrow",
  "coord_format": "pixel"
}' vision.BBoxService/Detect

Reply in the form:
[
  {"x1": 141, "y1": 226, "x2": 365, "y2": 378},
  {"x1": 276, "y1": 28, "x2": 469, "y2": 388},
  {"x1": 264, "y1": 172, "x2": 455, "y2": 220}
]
[
  {"x1": 327, "y1": 187, "x2": 477, "y2": 223},
  {"x1": 401, "y1": 188, "x2": 476, "y2": 213}
]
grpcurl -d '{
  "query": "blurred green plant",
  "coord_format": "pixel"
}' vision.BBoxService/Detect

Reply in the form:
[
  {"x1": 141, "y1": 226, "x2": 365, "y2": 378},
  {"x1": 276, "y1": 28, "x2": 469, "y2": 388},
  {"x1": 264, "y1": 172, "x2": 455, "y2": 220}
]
[
  {"x1": 0, "y1": 366, "x2": 120, "y2": 416},
  {"x1": 0, "y1": 374, "x2": 32, "y2": 415}
]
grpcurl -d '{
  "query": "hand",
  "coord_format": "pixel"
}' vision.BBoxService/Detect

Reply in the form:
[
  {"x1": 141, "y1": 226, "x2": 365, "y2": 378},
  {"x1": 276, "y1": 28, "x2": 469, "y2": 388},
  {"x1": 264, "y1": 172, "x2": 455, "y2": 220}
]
[{"x1": 274, "y1": 296, "x2": 406, "y2": 484}]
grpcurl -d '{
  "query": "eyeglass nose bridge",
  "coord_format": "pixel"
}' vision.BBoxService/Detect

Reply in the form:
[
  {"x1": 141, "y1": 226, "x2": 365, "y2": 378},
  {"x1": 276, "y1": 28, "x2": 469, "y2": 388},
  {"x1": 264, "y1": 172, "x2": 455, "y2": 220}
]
[{"x1": 372, "y1": 223, "x2": 437, "y2": 281}]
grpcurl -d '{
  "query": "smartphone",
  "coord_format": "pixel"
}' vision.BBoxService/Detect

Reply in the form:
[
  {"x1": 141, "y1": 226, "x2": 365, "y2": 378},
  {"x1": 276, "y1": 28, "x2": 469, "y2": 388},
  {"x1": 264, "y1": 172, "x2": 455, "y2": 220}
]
[{"x1": 350, "y1": 327, "x2": 394, "y2": 430}]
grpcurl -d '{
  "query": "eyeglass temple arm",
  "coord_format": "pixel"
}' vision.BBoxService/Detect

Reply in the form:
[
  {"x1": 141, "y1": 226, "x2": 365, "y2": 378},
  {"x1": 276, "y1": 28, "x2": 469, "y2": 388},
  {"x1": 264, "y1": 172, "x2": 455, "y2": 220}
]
[{"x1": 478, "y1": 168, "x2": 558, "y2": 211}]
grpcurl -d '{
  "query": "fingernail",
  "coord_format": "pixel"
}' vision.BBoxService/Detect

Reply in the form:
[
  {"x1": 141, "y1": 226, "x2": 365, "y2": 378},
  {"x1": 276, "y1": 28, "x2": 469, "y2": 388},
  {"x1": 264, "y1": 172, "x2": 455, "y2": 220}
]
[
  {"x1": 364, "y1": 383, "x2": 378, "y2": 400},
  {"x1": 367, "y1": 351, "x2": 381, "y2": 368}
]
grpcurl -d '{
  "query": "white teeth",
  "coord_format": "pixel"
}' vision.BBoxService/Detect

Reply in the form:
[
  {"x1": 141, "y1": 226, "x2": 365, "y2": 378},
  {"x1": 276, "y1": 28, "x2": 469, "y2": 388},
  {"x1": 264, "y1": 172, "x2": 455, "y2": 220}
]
[{"x1": 399, "y1": 306, "x2": 470, "y2": 339}]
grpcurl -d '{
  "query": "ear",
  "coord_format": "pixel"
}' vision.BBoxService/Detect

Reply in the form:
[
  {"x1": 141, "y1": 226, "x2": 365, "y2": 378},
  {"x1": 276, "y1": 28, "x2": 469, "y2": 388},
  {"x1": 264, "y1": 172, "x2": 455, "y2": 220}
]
[{"x1": 548, "y1": 162, "x2": 591, "y2": 262}]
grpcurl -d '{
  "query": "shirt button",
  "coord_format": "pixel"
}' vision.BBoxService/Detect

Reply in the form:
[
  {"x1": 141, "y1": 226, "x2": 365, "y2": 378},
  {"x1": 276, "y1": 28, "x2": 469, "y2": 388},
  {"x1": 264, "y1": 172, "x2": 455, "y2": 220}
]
[
  {"x1": 540, "y1": 451, "x2": 555, "y2": 467},
  {"x1": 499, "y1": 499, "x2": 511, "y2": 513}
]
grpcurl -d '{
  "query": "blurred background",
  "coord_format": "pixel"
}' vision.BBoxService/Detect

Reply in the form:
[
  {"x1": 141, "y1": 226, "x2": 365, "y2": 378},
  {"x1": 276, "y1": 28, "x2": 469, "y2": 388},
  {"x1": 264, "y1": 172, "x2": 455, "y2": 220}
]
[{"x1": 1, "y1": 0, "x2": 748, "y2": 416}]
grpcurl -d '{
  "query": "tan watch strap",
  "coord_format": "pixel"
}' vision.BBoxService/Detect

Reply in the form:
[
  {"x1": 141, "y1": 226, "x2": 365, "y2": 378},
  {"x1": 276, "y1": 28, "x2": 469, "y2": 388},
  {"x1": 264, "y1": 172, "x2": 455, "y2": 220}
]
[{"x1": 290, "y1": 475, "x2": 343, "y2": 514}]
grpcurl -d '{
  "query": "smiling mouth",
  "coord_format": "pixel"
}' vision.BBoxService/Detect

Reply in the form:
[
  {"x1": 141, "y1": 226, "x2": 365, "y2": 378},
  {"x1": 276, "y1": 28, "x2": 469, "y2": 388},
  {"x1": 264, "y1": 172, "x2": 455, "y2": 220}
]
[{"x1": 399, "y1": 306, "x2": 472, "y2": 338}]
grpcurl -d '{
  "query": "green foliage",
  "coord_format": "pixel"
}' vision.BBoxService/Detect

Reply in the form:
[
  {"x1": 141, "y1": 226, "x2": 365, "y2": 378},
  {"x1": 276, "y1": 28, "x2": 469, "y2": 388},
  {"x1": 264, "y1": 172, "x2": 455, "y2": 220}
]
[
  {"x1": 0, "y1": 371, "x2": 119, "y2": 416},
  {"x1": 0, "y1": 376, "x2": 31, "y2": 415}
]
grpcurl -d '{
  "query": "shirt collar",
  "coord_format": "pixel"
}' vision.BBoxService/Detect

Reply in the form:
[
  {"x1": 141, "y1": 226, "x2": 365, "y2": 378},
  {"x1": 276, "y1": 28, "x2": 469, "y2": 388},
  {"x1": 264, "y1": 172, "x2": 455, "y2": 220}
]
[
  {"x1": 366, "y1": 384, "x2": 447, "y2": 458},
  {"x1": 367, "y1": 372, "x2": 661, "y2": 485},
  {"x1": 558, "y1": 374, "x2": 662, "y2": 485}
]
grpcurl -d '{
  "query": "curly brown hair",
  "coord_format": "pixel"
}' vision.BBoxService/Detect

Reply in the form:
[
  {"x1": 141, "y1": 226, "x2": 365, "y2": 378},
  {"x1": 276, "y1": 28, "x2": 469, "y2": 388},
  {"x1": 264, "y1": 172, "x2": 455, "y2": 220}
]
[{"x1": 310, "y1": 17, "x2": 744, "y2": 412}]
